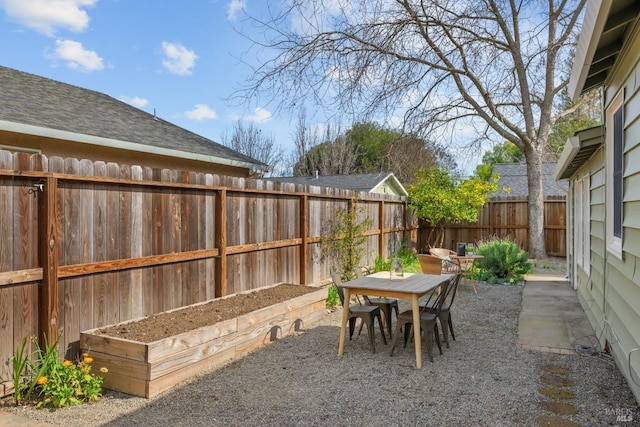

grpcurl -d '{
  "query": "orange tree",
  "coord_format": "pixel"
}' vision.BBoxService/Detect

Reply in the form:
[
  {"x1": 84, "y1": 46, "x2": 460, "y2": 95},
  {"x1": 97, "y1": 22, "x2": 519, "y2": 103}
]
[{"x1": 408, "y1": 167, "x2": 497, "y2": 250}]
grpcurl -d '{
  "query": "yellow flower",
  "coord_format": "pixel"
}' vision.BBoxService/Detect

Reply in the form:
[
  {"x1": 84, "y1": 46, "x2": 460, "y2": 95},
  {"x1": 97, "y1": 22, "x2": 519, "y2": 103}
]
[
  {"x1": 36, "y1": 376, "x2": 48, "y2": 385},
  {"x1": 62, "y1": 360, "x2": 73, "y2": 367},
  {"x1": 100, "y1": 367, "x2": 108, "y2": 373},
  {"x1": 83, "y1": 356, "x2": 94, "y2": 364},
  {"x1": 50, "y1": 370, "x2": 57, "y2": 376},
  {"x1": 82, "y1": 352, "x2": 89, "y2": 358}
]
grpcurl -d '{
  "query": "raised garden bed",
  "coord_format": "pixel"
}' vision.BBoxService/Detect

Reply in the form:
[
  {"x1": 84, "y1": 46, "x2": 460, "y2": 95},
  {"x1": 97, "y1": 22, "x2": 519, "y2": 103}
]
[{"x1": 80, "y1": 284, "x2": 328, "y2": 398}]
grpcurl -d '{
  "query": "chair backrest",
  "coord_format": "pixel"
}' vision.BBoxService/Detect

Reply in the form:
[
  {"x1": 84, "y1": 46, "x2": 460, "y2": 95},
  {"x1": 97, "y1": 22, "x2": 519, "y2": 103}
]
[
  {"x1": 330, "y1": 271, "x2": 346, "y2": 306},
  {"x1": 442, "y1": 274, "x2": 462, "y2": 307},
  {"x1": 417, "y1": 254, "x2": 443, "y2": 274},
  {"x1": 430, "y1": 248, "x2": 456, "y2": 258}
]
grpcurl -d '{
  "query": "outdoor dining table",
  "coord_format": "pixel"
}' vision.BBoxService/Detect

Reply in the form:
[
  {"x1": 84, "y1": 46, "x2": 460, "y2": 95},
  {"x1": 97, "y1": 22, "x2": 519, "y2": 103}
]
[{"x1": 337, "y1": 272, "x2": 453, "y2": 368}]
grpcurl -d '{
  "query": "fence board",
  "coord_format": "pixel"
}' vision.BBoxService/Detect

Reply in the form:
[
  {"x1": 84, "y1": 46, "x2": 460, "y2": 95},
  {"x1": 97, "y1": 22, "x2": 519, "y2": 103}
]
[{"x1": 0, "y1": 153, "x2": 14, "y2": 382}]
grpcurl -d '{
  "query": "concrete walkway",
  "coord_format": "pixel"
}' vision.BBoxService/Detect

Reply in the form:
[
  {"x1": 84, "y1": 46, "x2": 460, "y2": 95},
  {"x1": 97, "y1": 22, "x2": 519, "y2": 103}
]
[{"x1": 517, "y1": 274, "x2": 596, "y2": 355}]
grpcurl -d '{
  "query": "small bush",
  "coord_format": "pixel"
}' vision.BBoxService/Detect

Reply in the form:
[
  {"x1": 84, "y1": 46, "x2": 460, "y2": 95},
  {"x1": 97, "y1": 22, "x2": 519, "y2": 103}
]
[
  {"x1": 474, "y1": 237, "x2": 531, "y2": 284},
  {"x1": 10, "y1": 330, "x2": 107, "y2": 408},
  {"x1": 373, "y1": 240, "x2": 421, "y2": 274},
  {"x1": 326, "y1": 285, "x2": 339, "y2": 308}
]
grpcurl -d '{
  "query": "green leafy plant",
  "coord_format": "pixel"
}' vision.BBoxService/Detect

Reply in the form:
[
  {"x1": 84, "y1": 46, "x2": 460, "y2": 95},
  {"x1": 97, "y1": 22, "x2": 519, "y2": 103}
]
[
  {"x1": 36, "y1": 353, "x2": 105, "y2": 408},
  {"x1": 10, "y1": 330, "x2": 107, "y2": 408},
  {"x1": 373, "y1": 239, "x2": 421, "y2": 273},
  {"x1": 473, "y1": 237, "x2": 531, "y2": 284},
  {"x1": 320, "y1": 202, "x2": 372, "y2": 279},
  {"x1": 326, "y1": 285, "x2": 339, "y2": 308},
  {"x1": 11, "y1": 337, "x2": 30, "y2": 405}
]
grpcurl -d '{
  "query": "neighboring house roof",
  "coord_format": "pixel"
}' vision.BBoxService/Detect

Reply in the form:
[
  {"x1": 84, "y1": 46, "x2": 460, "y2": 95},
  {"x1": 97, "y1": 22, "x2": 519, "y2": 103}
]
[
  {"x1": 264, "y1": 172, "x2": 408, "y2": 197},
  {"x1": 492, "y1": 162, "x2": 568, "y2": 197},
  {"x1": 568, "y1": 0, "x2": 640, "y2": 99},
  {"x1": 0, "y1": 65, "x2": 268, "y2": 174}
]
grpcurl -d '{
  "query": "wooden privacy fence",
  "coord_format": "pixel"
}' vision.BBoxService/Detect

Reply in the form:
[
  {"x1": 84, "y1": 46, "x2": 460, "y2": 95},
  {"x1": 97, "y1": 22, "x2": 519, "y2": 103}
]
[
  {"x1": 418, "y1": 195, "x2": 566, "y2": 257},
  {"x1": 0, "y1": 151, "x2": 416, "y2": 394}
]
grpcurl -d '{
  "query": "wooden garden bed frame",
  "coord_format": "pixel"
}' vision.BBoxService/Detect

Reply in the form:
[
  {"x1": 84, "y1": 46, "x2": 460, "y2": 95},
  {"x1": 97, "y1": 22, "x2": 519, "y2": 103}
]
[{"x1": 80, "y1": 285, "x2": 328, "y2": 398}]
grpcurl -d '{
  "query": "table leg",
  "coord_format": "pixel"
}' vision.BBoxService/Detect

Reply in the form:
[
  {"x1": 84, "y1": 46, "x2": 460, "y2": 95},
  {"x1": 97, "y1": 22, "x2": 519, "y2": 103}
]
[
  {"x1": 338, "y1": 287, "x2": 350, "y2": 356},
  {"x1": 470, "y1": 261, "x2": 478, "y2": 293},
  {"x1": 411, "y1": 295, "x2": 422, "y2": 369}
]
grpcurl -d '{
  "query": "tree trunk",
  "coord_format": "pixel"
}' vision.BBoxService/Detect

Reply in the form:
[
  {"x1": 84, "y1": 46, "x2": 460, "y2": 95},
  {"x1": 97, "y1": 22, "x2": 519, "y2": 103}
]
[{"x1": 525, "y1": 150, "x2": 548, "y2": 259}]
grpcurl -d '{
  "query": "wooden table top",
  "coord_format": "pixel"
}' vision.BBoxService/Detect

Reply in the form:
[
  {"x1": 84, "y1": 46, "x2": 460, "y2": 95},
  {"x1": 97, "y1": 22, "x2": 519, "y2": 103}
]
[{"x1": 343, "y1": 272, "x2": 453, "y2": 296}]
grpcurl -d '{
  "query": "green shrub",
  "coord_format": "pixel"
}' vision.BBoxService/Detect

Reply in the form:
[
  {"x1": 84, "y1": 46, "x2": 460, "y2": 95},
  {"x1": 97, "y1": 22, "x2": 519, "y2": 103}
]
[
  {"x1": 10, "y1": 330, "x2": 107, "y2": 408},
  {"x1": 326, "y1": 285, "x2": 339, "y2": 308},
  {"x1": 474, "y1": 237, "x2": 531, "y2": 284},
  {"x1": 373, "y1": 239, "x2": 421, "y2": 273}
]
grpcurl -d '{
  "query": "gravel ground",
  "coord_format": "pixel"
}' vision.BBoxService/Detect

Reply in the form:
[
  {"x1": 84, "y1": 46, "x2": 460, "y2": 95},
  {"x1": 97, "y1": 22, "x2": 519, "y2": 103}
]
[{"x1": 3, "y1": 278, "x2": 639, "y2": 426}]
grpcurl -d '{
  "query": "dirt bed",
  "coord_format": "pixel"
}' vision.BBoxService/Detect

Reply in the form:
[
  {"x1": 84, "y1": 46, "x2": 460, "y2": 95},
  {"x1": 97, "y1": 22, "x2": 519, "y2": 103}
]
[{"x1": 96, "y1": 284, "x2": 318, "y2": 343}]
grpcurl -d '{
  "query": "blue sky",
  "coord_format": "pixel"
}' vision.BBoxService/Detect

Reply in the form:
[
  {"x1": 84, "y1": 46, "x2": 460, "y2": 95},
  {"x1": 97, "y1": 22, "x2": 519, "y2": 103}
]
[{"x1": 0, "y1": 0, "x2": 300, "y2": 152}]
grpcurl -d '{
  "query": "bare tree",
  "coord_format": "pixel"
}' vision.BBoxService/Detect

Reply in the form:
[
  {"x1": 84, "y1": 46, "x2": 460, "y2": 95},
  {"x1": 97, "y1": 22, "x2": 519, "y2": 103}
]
[
  {"x1": 221, "y1": 121, "x2": 285, "y2": 177},
  {"x1": 239, "y1": 0, "x2": 586, "y2": 258},
  {"x1": 291, "y1": 111, "x2": 357, "y2": 176}
]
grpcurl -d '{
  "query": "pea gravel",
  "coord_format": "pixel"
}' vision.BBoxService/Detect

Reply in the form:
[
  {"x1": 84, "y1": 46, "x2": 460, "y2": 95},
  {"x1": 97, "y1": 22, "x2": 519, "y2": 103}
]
[{"x1": 3, "y1": 281, "x2": 639, "y2": 426}]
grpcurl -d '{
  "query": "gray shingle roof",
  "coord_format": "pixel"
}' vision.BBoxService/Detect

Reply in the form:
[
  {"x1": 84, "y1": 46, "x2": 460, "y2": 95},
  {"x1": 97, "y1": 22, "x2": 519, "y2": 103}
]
[
  {"x1": 265, "y1": 172, "x2": 407, "y2": 195},
  {"x1": 0, "y1": 66, "x2": 267, "y2": 171},
  {"x1": 492, "y1": 162, "x2": 568, "y2": 197}
]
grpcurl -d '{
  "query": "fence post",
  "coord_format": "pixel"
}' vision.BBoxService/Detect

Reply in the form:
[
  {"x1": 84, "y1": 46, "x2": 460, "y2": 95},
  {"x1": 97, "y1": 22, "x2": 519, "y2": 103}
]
[
  {"x1": 299, "y1": 194, "x2": 308, "y2": 284},
  {"x1": 378, "y1": 200, "x2": 385, "y2": 259},
  {"x1": 38, "y1": 175, "x2": 59, "y2": 347},
  {"x1": 215, "y1": 189, "x2": 227, "y2": 297}
]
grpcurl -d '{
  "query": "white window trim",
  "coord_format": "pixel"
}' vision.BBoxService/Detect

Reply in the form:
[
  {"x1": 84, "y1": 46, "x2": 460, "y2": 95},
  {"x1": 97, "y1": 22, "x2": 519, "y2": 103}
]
[
  {"x1": 575, "y1": 178, "x2": 584, "y2": 269},
  {"x1": 606, "y1": 91, "x2": 623, "y2": 260}
]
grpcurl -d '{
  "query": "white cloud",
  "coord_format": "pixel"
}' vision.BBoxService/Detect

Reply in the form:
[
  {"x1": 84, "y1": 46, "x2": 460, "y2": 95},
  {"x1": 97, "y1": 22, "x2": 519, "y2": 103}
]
[
  {"x1": 1, "y1": 0, "x2": 96, "y2": 36},
  {"x1": 161, "y1": 41, "x2": 198, "y2": 76},
  {"x1": 226, "y1": 0, "x2": 245, "y2": 22},
  {"x1": 51, "y1": 39, "x2": 104, "y2": 72},
  {"x1": 184, "y1": 104, "x2": 217, "y2": 121},
  {"x1": 245, "y1": 107, "x2": 272, "y2": 123},
  {"x1": 120, "y1": 96, "x2": 148, "y2": 108}
]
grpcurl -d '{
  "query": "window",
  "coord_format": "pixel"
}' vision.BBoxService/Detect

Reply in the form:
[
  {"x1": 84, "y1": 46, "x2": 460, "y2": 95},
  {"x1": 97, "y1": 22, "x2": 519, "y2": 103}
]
[{"x1": 606, "y1": 91, "x2": 624, "y2": 259}]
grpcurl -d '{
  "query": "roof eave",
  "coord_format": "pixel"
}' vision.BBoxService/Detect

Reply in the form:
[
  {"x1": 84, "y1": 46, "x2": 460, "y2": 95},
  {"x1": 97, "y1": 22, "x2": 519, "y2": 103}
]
[
  {"x1": 554, "y1": 126, "x2": 604, "y2": 180},
  {"x1": 0, "y1": 119, "x2": 270, "y2": 175},
  {"x1": 568, "y1": 0, "x2": 612, "y2": 101}
]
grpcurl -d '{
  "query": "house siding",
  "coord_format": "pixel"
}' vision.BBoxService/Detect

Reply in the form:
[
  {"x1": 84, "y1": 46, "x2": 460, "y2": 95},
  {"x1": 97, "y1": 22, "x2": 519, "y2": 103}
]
[
  {"x1": 599, "y1": 25, "x2": 640, "y2": 403},
  {"x1": 574, "y1": 151, "x2": 605, "y2": 340}
]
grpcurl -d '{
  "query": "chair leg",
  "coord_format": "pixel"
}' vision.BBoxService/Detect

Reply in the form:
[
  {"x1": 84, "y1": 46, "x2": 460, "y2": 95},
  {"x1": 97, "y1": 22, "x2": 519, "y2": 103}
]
[
  {"x1": 403, "y1": 323, "x2": 412, "y2": 348},
  {"x1": 348, "y1": 318, "x2": 356, "y2": 340},
  {"x1": 381, "y1": 306, "x2": 392, "y2": 339},
  {"x1": 367, "y1": 319, "x2": 376, "y2": 353},
  {"x1": 424, "y1": 327, "x2": 434, "y2": 362},
  {"x1": 376, "y1": 313, "x2": 387, "y2": 345},
  {"x1": 434, "y1": 324, "x2": 442, "y2": 355},
  {"x1": 439, "y1": 313, "x2": 450, "y2": 348},
  {"x1": 389, "y1": 319, "x2": 405, "y2": 356},
  {"x1": 449, "y1": 316, "x2": 455, "y2": 341}
]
